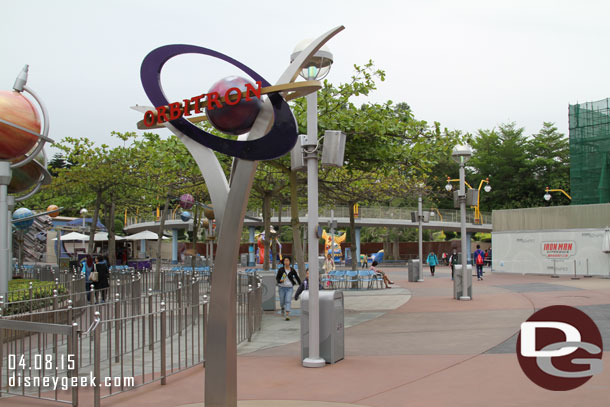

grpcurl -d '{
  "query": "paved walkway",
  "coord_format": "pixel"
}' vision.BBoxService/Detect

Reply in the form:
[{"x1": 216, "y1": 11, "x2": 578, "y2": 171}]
[{"x1": 3, "y1": 266, "x2": 609, "y2": 407}]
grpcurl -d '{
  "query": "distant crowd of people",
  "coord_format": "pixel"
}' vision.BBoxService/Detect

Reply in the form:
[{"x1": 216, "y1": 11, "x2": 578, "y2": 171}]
[
  {"x1": 427, "y1": 246, "x2": 491, "y2": 280},
  {"x1": 79, "y1": 254, "x2": 110, "y2": 303}
]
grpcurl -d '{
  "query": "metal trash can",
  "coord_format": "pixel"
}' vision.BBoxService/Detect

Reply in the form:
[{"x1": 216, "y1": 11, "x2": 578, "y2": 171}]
[
  {"x1": 408, "y1": 259, "x2": 420, "y2": 282},
  {"x1": 453, "y1": 264, "x2": 472, "y2": 299},
  {"x1": 300, "y1": 290, "x2": 344, "y2": 364},
  {"x1": 240, "y1": 253, "x2": 248, "y2": 267},
  {"x1": 257, "y1": 271, "x2": 277, "y2": 311}
]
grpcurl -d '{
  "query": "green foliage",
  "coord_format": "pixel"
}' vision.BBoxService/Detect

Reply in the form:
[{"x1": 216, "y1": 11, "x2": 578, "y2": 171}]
[
  {"x1": 467, "y1": 122, "x2": 570, "y2": 210},
  {"x1": 4, "y1": 279, "x2": 68, "y2": 316}
]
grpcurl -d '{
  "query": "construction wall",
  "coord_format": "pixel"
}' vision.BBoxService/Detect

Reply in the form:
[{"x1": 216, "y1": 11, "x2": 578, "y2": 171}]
[
  {"x1": 492, "y1": 203, "x2": 610, "y2": 232},
  {"x1": 493, "y1": 229, "x2": 609, "y2": 276},
  {"x1": 492, "y1": 204, "x2": 610, "y2": 276}
]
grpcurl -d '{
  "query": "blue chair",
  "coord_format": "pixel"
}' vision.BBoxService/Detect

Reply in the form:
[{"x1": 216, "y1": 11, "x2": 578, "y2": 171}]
[
  {"x1": 345, "y1": 270, "x2": 360, "y2": 289},
  {"x1": 358, "y1": 269, "x2": 376, "y2": 289},
  {"x1": 327, "y1": 270, "x2": 345, "y2": 289}
]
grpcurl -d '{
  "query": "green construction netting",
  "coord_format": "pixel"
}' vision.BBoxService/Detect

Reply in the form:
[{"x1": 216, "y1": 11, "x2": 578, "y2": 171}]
[{"x1": 569, "y1": 98, "x2": 610, "y2": 205}]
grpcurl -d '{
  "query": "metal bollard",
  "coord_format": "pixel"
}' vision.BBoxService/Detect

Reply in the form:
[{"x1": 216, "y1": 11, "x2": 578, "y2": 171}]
[
  {"x1": 93, "y1": 311, "x2": 101, "y2": 407},
  {"x1": 584, "y1": 258, "x2": 592, "y2": 278},
  {"x1": 70, "y1": 322, "x2": 79, "y2": 407},
  {"x1": 247, "y1": 285, "x2": 253, "y2": 342},
  {"x1": 160, "y1": 301, "x2": 167, "y2": 385},
  {"x1": 148, "y1": 288, "x2": 154, "y2": 350},
  {"x1": 202, "y1": 295, "x2": 208, "y2": 367},
  {"x1": 29, "y1": 282, "x2": 33, "y2": 313},
  {"x1": 114, "y1": 293, "x2": 121, "y2": 362},
  {"x1": 571, "y1": 259, "x2": 580, "y2": 280}
]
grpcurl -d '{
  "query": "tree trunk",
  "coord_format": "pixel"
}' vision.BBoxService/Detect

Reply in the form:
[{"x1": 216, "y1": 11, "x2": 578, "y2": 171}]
[
  {"x1": 289, "y1": 170, "x2": 306, "y2": 279},
  {"x1": 383, "y1": 227, "x2": 391, "y2": 261},
  {"x1": 87, "y1": 190, "x2": 102, "y2": 254},
  {"x1": 392, "y1": 232, "x2": 400, "y2": 261},
  {"x1": 263, "y1": 193, "x2": 271, "y2": 271},
  {"x1": 154, "y1": 194, "x2": 171, "y2": 290},
  {"x1": 107, "y1": 196, "x2": 117, "y2": 266},
  {"x1": 272, "y1": 201, "x2": 281, "y2": 270}
]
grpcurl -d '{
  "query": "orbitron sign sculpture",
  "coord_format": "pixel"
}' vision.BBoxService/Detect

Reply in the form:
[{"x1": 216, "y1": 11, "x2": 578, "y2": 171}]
[{"x1": 138, "y1": 26, "x2": 344, "y2": 407}]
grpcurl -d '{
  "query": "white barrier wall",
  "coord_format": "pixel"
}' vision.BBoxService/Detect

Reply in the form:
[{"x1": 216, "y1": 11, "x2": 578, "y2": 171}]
[{"x1": 492, "y1": 228, "x2": 610, "y2": 277}]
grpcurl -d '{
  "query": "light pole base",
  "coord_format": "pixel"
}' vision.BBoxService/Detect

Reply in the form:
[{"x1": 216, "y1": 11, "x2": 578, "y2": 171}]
[
  {"x1": 302, "y1": 357, "x2": 325, "y2": 368},
  {"x1": 459, "y1": 296, "x2": 471, "y2": 301}
]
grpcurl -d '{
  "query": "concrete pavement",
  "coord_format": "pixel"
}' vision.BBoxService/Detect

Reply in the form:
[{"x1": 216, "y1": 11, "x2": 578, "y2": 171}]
[{"x1": 3, "y1": 265, "x2": 609, "y2": 407}]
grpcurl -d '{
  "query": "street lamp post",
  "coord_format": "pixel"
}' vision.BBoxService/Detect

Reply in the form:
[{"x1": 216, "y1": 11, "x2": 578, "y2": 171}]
[
  {"x1": 452, "y1": 145, "x2": 472, "y2": 300},
  {"x1": 80, "y1": 208, "x2": 88, "y2": 230},
  {"x1": 291, "y1": 39, "x2": 334, "y2": 368},
  {"x1": 446, "y1": 177, "x2": 491, "y2": 224},
  {"x1": 544, "y1": 187, "x2": 571, "y2": 202}
]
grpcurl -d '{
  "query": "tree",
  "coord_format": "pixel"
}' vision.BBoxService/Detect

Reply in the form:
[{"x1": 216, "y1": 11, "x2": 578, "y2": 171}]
[
  {"x1": 526, "y1": 122, "x2": 570, "y2": 204},
  {"x1": 468, "y1": 122, "x2": 570, "y2": 210},
  {"x1": 251, "y1": 163, "x2": 288, "y2": 270}
]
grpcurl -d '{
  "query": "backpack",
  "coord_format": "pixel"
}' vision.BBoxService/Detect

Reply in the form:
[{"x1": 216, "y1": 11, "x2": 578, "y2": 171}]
[{"x1": 475, "y1": 252, "x2": 484, "y2": 265}]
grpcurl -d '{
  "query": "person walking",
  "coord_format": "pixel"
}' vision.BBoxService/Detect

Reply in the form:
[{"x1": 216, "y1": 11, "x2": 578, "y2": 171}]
[
  {"x1": 474, "y1": 244, "x2": 485, "y2": 281},
  {"x1": 449, "y1": 249, "x2": 458, "y2": 280},
  {"x1": 426, "y1": 251, "x2": 439, "y2": 276},
  {"x1": 94, "y1": 256, "x2": 110, "y2": 302},
  {"x1": 276, "y1": 256, "x2": 301, "y2": 321},
  {"x1": 81, "y1": 255, "x2": 94, "y2": 302}
]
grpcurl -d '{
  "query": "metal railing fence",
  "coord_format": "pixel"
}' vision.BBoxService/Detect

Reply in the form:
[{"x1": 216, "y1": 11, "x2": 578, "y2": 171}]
[{"x1": 0, "y1": 268, "x2": 262, "y2": 406}]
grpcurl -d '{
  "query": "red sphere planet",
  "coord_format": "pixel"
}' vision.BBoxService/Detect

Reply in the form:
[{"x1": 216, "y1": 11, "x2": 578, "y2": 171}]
[
  {"x1": 205, "y1": 76, "x2": 262, "y2": 136},
  {"x1": 0, "y1": 90, "x2": 41, "y2": 159}
]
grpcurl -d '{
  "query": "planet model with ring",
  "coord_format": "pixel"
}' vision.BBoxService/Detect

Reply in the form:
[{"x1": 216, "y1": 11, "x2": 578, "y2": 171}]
[
  {"x1": 8, "y1": 151, "x2": 50, "y2": 194},
  {"x1": 205, "y1": 76, "x2": 262, "y2": 136},
  {"x1": 180, "y1": 211, "x2": 192, "y2": 222},
  {"x1": 46, "y1": 205, "x2": 60, "y2": 217},
  {"x1": 0, "y1": 90, "x2": 41, "y2": 159},
  {"x1": 140, "y1": 44, "x2": 302, "y2": 161},
  {"x1": 13, "y1": 207, "x2": 34, "y2": 231},
  {"x1": 179, "y1": 193, "x2": 194, "y2": 209}
]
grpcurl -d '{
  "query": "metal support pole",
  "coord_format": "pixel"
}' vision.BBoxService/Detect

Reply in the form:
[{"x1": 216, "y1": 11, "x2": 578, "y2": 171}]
[
  {"x1": 330, "y1": 209, "x2": 335, "y2": 260},
  {"x1": 417, "y1": 194, "x2": 424, "y2": 282},
  {"x1": 172, "y1": 229, "x2": 179, "y2": 264},
  {"x1": 459, "y1": 158, "x2": 471, "y2": 300},
  {"x1": 160, "y1": 301, "x2": 167, "y2": 385},
  {"x1": 0, "y1": 161, "x2": 12, "y2": 295},
  {"x1": 355, "y1": 227, "x2": 361, "y2": 265},
  {"x1": 302, "y1": 91, "x2": 325, "y2": 368},
  {"x1": 7, "y1": 196, "x2": 14, "y2": 281}
]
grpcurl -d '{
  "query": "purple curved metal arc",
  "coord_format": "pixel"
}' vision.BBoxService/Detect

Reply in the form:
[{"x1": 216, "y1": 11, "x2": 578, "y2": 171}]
[{"x1": 140, "y1": 44, "x2": 297, "y2": 161}]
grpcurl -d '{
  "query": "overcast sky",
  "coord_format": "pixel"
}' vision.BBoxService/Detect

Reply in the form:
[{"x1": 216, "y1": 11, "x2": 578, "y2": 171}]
[{"x1": 2, "y1": 0, "x2": 609, "y2": 158}]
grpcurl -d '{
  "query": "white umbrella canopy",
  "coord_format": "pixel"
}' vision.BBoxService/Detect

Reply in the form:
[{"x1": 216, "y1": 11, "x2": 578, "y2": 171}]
[
  {"x1": 124, "y1": 230, "x2": 169, "y2": 240},
  {"x1": 52, "y1": 232, "x2": 89, "y2": 241},
  {"x1": 93, "y1": 232, "x2": 124, "y2": 241}
]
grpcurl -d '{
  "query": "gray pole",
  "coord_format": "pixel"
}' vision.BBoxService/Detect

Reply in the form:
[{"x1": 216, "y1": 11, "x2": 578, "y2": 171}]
[
  {"x1": 330, "y1": 209, "x2": 335, "y2": 260},
  {"x1": 0, "y1": 162, "x2": 12, "y2": 295},
  {"x1": 417, "y1": 193, "x2": 424, "y2": 282},
  {"x1": 7, "y1": 196, "x2": 14, "y2": 281},
  {"x1": 459, "y1": 158, "x2": 471, "y2": 300},
  {"x1": 302, "y1": 91, "x2": 325, "y2": 368}
]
